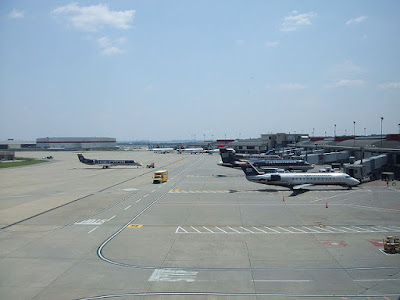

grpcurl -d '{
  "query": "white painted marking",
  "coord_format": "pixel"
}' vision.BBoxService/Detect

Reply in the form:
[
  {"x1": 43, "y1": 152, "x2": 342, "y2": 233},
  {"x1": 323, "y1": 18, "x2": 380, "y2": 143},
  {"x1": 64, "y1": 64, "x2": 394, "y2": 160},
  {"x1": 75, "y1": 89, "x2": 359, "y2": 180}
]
[
  {"x1": 327, "y1": 227, "x2": 347, "y2": 233},
  {"x1": 136, "y1": 199, "x2": 142, "y2": 203},
  {"x1": 353, "y1": 226, "x2": 370, "y2": 232},
  {"x1": 149, "y1": 269, "x2": 197, "y2": 282},
  {"x1": 151, "y1": 190, "x2": 156, "y2": 193},
  {"x1": 341, "y1": 226, "x2": 358, "y2": 232},
  {"x1": 158, "y1": 185, "x2": 162, "y2": 188},
  {"x1": 176, "y1": 226, "x2": 188, "y2": 233},
  {"x1": 75, "y1": 219, "x2": 106, "y2": 225},
  {"x1": 215, "y1": 226, "x2": 227, "y2": 233},
  {"x1": 354, "y1": 279, "x2": 400, "y2": 282},
  {"x1": 314, "y1": 227, "x2": 334, "y2": 233},
  {"x1": 375, "y1": 226, "x2": 392, "y2": 231},
  {"x1": 144, "y1": 194, "x2": 149, "y2": 198},
  {"x1": 290, "y1": 227, "x2": 307, "y2": 233},
  {"x1": 124, "y1": 205, "x2": 131, "y2": 210},
  {"x1": 203, "y1": 226, "x2": 214, "y2": 233},
  {"x1": 88, "y1": 227, "x2": 98, "y2": 234},
  {"x1": 123, "y1": 188, "x2": 138, "y2": 192},
  {"x1": 277, "y1": 227, "x2": 295, "y2": 233},
  {"x1": 303, "y1": 227, "x2": 320, "y2": 233},
  {"x1": 227, "y1": 226, "x2": 241, "y2": 233},
  {"x1": 241, "y1": 227, "x2": 255, "y2": 233},
  {"x1": 264, "y1": 227, "x2": 280, "y2": 233},
  {"x1": 253, "y1": 279, "x2": 312, "y2": 282},
  {"x1": 252, "y1": 227, "x2": 268, "y2": 233},
  {"x1": 107, "y1": 215, "x2": 116, "y2": 221},
  {"x1": 191, "y1": 226, "x2": 201, "y2": 233},
  {"x1": 379, "y1": 249, "x2": 392, "y2": 256}
]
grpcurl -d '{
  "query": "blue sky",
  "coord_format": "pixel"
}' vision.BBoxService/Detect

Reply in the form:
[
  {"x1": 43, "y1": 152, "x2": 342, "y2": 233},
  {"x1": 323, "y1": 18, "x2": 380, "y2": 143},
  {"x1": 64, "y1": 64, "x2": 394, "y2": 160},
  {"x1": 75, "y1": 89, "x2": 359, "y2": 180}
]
[{"x1": 1, "y1": 1, "x2": 399, "y2": 141}]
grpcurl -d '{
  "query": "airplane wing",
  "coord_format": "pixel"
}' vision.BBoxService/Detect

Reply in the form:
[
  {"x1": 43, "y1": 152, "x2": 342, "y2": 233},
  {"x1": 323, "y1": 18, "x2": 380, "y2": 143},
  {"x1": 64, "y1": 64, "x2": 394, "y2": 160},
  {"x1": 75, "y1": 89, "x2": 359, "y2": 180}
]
[{"x1": 292, "y1": 183, "x2": 314, "y2": 190}]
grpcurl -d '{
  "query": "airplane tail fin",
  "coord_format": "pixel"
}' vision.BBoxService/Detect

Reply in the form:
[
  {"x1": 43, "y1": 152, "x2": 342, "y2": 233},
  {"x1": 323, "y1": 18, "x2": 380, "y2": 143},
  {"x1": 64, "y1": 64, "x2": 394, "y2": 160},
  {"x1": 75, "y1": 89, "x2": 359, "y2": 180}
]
[
  {"x1": 219, "y1": 148, "x2": 238, "y2": 164},
  {"x1": 240, "y1": 162, "x2": 262, "y2": 176},
  {"x1": 77, "y1": 153, "x2": 85, "y2": 162}
]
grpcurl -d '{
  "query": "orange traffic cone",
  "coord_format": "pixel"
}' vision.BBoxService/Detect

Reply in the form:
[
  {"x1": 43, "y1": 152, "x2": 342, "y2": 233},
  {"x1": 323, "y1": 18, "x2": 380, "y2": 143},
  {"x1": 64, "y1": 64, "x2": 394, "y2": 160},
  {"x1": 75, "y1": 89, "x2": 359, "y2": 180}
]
[
  {"x1": 325, "y1": 202, "x2": 328, "y2": 208},
  {"x1": 283, "y1": 196, "x2": 285, "y2": 202}
]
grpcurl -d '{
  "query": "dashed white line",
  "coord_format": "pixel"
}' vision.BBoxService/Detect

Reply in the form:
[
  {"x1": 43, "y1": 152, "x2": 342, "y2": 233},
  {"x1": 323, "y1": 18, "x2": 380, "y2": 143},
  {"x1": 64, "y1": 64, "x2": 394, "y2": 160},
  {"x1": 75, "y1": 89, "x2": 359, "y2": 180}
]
[
  {"x1": 107, "y1": 215, "x2": 116, "y2": 221},
  {"x1": 151, "y1": 190, "x2": 156, "y2": 193},
  {"x1": 136, "y1": 199, "x2": 142, "y2": 203},
  {"x1": 144, "y1": 194, "x2": 149, "y2": 198},
  {"x1": 124, "y1": 205, "x2": 131, "y2": 210},
  {"x1": 88, "y1": 227, "x2": 98, "y2": 234}
]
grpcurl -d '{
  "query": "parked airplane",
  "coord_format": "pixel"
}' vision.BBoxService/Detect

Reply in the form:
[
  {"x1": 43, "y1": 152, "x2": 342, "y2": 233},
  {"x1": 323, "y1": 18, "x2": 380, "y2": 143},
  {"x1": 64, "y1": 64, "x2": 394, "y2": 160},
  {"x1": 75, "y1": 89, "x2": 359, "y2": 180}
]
[
  {"x1": 224, "y1": 148, "x2": 281, "y2": 160},
  {"x1": 152, "y1": 148, "x2": 174, "y2": 154},
  {"x1": 77, "y1": 154, "x2": 142, "y2": 169},
  {"x1": 177, "y1": 147, "x2": 204, "y2": 154},
  {"x1": 219, "y1": 148, "x2": 313, "y2": 171},
  {"x1": 241, "y1": 162, "x2": 360, "y2": 190}
]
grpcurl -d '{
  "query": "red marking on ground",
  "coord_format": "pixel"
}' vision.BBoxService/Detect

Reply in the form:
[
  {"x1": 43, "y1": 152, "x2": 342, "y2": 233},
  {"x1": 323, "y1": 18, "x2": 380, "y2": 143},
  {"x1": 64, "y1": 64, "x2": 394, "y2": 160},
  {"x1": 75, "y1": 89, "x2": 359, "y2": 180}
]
[
  {"x1": 321, "y1": 240, "x2": 348, "y2": 247},
  {"x1": 368, "y1": 239, "x2": 384, "y2": 247}
]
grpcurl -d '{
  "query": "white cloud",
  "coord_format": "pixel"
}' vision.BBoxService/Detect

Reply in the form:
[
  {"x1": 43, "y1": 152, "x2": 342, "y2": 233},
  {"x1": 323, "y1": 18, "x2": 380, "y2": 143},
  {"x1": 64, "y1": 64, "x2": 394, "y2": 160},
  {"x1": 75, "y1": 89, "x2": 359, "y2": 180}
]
[
  {"x1": 281, "y1": 11, "x2": 317, "y2": 32},
  {"x1": 346, "y1": 16, "x2": 367, "y2": 26},
  {"x1": 52, "y1": 3, "x2": 135, "y2": 32},
  {"x1": 265, "y1": 41, "x2": 279, "y2": 48},
  {"x1": 326, "y1": 79, "x2": 366, "y2": 88},
  {"x1": 377, "y1": 82, "x2": 400, "y2": 90},
  {"x1": 330, "y1": 60, "x2": 366, "y2": 77},
  {"x1": 97, "y1": 36, "x2": 124, "y2": 56},
  {"x1": 9, "y1": 8, "x2": 24, "y2": 19},
  {"x1": 279, "y1": 83, "x2": 307, "y2": 90}
]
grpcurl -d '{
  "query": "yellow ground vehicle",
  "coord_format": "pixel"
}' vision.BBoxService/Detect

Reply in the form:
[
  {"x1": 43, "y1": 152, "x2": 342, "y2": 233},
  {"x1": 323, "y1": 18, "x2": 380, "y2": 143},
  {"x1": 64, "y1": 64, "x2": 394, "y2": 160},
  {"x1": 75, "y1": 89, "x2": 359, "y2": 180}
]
[
  {"x1": 383, "y1": 236, "x2": 400, "y2": 254},
  {"x1": 153, "y1": 170, "x2": 168, "y2": 183}
]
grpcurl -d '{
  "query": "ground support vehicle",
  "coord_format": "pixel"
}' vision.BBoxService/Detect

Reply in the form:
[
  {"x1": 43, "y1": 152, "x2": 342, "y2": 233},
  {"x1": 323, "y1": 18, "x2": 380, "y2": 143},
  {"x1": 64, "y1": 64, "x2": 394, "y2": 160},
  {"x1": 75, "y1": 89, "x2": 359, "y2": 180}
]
[{"x1": 153, "y1": 170, "x2": 168, "y2": 183}]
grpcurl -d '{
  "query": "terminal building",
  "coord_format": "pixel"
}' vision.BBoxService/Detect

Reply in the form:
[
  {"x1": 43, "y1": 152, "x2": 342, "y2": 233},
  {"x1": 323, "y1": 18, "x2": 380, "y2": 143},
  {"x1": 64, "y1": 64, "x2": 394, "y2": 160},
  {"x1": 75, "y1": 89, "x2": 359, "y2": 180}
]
[{"x1": 36, "y1": 137, "x2": 117, "y2": 150}]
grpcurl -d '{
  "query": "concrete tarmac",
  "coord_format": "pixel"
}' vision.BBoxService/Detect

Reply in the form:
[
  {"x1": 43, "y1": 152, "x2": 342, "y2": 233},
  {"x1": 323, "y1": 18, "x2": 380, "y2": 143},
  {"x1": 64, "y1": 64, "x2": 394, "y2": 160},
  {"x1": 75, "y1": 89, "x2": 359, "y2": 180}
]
[{"x1": 0, "y1": 151, "x2": 399, "y2": 300}]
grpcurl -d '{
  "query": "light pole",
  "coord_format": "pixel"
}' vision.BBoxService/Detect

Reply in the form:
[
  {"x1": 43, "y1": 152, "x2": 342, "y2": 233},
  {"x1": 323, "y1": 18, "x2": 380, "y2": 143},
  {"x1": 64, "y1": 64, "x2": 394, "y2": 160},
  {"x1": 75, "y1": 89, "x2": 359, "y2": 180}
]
[
  {"x1": 334, "y1": 124, "x2": 336, "y2": 138},
  {"x1": 353, "y1": 121, "x2": 356, "y2": 146},
  {"x1": 364, "y1": 127, "x2": 366, "y2": 136},
  {"x1": 380, "y1": 117, "x2": 384, "y2": 148}
]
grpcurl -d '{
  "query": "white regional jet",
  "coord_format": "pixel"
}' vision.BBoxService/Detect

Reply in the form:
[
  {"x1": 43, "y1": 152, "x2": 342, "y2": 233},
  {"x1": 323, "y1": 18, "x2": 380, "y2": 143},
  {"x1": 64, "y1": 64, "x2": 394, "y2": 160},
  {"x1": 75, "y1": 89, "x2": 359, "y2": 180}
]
[
  {"x1": 77, "y1": 154, "x2": 142, "y2": 169},
  {"x1": 241, "y1": 162, "x2": 360, "y2": 190},
  {"x1": 177, "y1": 147, "x2": 204, "y2": 154},
  {"x1": 152, "y1": 148, "x2": 174, "y2": 154}
]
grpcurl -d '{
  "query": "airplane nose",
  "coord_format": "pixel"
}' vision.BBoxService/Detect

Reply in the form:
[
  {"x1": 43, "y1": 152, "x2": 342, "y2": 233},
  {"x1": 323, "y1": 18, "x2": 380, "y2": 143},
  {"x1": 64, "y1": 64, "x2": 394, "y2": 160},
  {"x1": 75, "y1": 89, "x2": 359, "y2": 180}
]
[{"x1": 353, "y1": 178, "x2": 360, "y2": 185}]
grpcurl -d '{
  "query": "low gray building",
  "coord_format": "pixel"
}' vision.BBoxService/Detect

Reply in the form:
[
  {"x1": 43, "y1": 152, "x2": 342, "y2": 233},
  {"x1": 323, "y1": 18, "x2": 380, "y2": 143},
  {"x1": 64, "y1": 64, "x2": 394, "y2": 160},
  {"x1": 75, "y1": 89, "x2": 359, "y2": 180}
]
[{"x1": 36, "y1": 137, "x2": 117, "y2": 150}]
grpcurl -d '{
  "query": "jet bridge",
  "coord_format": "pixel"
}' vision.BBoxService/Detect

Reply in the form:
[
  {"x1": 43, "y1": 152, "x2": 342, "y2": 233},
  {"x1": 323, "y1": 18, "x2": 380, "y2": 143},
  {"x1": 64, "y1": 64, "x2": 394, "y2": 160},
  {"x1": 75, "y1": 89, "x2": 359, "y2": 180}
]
[{"x1": 344, "y1": 154, "x2": 388, "y2": 180}]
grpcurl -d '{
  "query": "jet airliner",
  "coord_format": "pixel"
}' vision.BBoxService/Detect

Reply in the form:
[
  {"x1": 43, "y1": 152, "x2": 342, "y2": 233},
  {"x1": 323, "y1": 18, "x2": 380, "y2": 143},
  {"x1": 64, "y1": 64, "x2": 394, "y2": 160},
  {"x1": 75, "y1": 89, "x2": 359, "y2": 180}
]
[
  {"x1": 219, "y1": 148, "x2": 313, "y2": 171},
  {"x1": 241, "y1": 162, "x2": 360, "y2": 190},
  {"x1": 77, "y1": 154, "x2": 142, "y2": 169}
]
